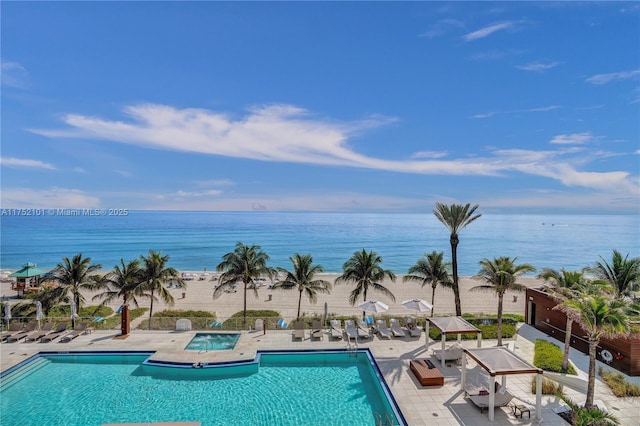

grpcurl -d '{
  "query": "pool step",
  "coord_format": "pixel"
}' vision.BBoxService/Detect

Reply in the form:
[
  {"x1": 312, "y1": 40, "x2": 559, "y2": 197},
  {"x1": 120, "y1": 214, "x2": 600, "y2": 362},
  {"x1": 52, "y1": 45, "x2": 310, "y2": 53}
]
[{"x1": 0, "y1": 357, "x2": 51, "y2": 391}]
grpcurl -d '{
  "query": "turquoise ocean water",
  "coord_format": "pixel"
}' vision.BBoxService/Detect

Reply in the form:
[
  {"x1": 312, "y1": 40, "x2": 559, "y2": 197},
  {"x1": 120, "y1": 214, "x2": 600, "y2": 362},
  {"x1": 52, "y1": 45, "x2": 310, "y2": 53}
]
[{"x1": 1, "y1": 211, "x2": 638, "y2": 275}]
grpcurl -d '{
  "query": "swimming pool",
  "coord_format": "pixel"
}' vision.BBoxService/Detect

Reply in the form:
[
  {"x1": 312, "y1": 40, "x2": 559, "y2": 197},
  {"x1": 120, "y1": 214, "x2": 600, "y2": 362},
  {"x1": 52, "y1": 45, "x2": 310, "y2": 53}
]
[
  {"x1": 185, "y1": 332, "x2": 241, "y2": 351},
  {"x1": 0, "y1": 350, "x2": 405, "y2": 426}
]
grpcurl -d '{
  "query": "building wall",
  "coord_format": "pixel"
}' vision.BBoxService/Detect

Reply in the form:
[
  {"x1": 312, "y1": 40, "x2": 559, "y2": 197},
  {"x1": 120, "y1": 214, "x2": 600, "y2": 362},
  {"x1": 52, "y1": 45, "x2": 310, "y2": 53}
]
[{"x1": 525, "y1": 288, "x2": 640, "y2": 376}]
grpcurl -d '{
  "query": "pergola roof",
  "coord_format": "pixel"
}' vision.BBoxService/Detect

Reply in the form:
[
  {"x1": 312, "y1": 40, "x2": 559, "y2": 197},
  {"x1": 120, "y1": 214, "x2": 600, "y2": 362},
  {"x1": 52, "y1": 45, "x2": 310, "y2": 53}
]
[
  {"x1": 427, "y1": 316, "x2": 481, "y2": 335},
  {"x1": 464, "y1": 346, "x2": 542, "y2": 376}
]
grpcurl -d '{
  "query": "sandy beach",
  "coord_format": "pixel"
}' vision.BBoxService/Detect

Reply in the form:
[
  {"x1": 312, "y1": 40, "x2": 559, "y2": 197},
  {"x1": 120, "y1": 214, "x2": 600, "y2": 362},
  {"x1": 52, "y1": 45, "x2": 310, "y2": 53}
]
[{"x1": 2, "y1": 272, "x2": 545, "y2": 321}]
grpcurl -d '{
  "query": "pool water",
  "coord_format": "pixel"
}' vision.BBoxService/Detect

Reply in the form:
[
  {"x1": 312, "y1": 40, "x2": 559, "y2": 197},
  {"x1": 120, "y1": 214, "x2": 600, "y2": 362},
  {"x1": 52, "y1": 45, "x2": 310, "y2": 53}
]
[
  {"x1": 185, "y1": 332, "x2": 240, "y2": 350},
  {"x1": 0, "y1": 351, "x2": 404, "y2": 426}
]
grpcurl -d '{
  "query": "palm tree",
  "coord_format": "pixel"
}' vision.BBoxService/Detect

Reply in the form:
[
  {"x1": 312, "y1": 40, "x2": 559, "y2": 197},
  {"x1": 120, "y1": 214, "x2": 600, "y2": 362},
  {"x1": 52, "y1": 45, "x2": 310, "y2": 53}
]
[
  {"x1": 403, "y1": 251, "x2": 452, "y2": 317},
  {"x1": 140, "y1": 250, "x2": 184, "y2": 329},
  {"x1": 52, "y1": 253, "x2": 103, "y2": 312},
  {"x1": 587, "y1": 250, "x2": 640, "y2": 299},
  {"x1": 32, "y1": 286, "x2": 69, "y2": 316},
  {"x1": 335, "y1": 249, "x2": 396, "y2": 319},
  {"x1": 271, "y1": 254, "x2": 331, "y2": 321},
  {"x1": 560, "y1": 294, "x2": 629, "y2": 408},
  {"x1": 93, "y1": 258, "x2": 145, "y2": 308},
  {"x1": 537, "y1": 268, "x2": 589, "y2": 372},
  {"x1": 473, "y1": 256, "x2": 535, "y2": 346},
  {"x1": 433, "y1": 203, "x2": 481, "y2": 316},
  {"x1": 214, "y1": 242, "x2": 274, "y2": 328}
]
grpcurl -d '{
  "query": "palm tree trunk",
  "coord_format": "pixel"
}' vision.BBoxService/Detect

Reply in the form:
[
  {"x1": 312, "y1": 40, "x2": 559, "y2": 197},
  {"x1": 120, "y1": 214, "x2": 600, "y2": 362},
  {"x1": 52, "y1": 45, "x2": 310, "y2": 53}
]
[
  {"x1": 148, "y1": 288, "x2": 155, "y2": 330},
  {"x1": 431, "y1": 285, "x2": 436, "y2": 318},
  {"x1": 562, "y1": 318, "x2": 573, "y2": 372},
  {"x1": 586, "y1": 339, "x2": 597, "y2": 408},
  {"x1": 243, "y1": 280, "x2": 248, "y2": 329},
  {"x1": 297, "y1": 290, "x2": 302, "y2": 321},
  {"x1": 450, "y1": 235, "x2": 462, "y2": 316},
  {"x1": 497, "y1": 293, "x2": 504, "y2": 346}
]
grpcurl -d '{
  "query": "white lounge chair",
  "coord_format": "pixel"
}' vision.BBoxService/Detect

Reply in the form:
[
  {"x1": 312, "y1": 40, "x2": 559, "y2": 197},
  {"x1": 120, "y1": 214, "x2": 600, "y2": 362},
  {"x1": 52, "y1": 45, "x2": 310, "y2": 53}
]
[
  {"x1": 389, "y1": 318, "x2": 406, "y2": 337},
  {"x1": 330, "y1": 320, "x2": 343, "y2": 340},
  {"x1": 357, "y1": 320, "x2": 371, "y2": 339},
  {"x1": 468, "y1": 385, "x2": 514, "y2": 413},
  {"x1": 311, "y1": 320, "x2": 323, "y2": 340},
  {"x1": 405, "y1": 317, "x2": 421, "y2": 337},
  {"x1": 433, "y1": 342, "x2": 464, "y2": 361},
  {"x1": 345, "y1": 320, "x2": 364, "y2": 340},
  {"x1": 376, "y1": 320, "x2": 392, "y2": 339}
]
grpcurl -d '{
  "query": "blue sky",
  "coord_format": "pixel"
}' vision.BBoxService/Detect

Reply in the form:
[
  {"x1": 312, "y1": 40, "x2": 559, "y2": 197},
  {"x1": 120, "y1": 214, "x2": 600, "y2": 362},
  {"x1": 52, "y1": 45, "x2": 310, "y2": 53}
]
[{"x1": 1, "y1": 1, "x2": 639, "y2": 213}]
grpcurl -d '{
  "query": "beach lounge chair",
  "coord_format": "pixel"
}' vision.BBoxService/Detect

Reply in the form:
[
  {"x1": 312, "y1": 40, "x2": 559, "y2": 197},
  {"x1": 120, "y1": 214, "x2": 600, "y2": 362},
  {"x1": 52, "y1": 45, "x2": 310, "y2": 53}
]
[
  {"x1": 468, "y1": 384, "x2": 514, "y2": 413},
  {"x1": 376, "y1": 320, "x2": 392, "y2": 339},
  {"x1": 0, "y1": 323, "x2": 24, "y2": 341},
  {"x1": 409, "y1": 359, "x2": 445, "y2": 386},
  {"x1": 432, "y1": 342, "x2": 464, "y2": 361},
  {"x1": 40, "y1": 322, "x2": 68, "y2": 342},
  {"x1": 345, "y1": 320, "x2": 360, "y2": 340},
  {"x1": 389, "y1": 318, "x2": 406, "y2": 337},
  {"x1": 4, "y1": 321, "x2": 37, "y2": 343},
  {"x1": 330, "y1": 320, "x2": 343, "y2": 340},
  {"x1": 24, "y1": 322, "x2": 55, "y2": 342},
  {"x1": 357, "y1": 320, "x2": 371, "y2": 339},
  {"x1": 405, "y1": 317, "x2": 421, "y2": 337},
  {"x1": 311, "y1": 320, "x2": 323, "y2": 340},
  {"x1": 294, "y1": 320, "x2": 305, "y2": 340},
  {"x1": 60, "y1": 322, "x2": 88, "y2": 342}
]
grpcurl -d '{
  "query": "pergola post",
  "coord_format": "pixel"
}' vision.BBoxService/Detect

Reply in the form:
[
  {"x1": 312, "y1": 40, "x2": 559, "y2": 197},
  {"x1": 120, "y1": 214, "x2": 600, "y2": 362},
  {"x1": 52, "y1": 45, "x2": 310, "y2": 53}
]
[
  {"x1": 488, "y1": 373, "x2": 496, "y2": 421},
  {"x1": 441, "y1": 332, "x2": 446, "y2": 368},
  {"x1": 536, "y1": 373, "x2": 542, "y2": 420},
  {"x1": 461, "y1": 351, "x2": 467, "y2": 390},
  {"x1": 425, "y1": 321, "x2": 430, "y2": 351},
  {"x1": 477, "y1": 331, "x2": 482, "y2": 347}
]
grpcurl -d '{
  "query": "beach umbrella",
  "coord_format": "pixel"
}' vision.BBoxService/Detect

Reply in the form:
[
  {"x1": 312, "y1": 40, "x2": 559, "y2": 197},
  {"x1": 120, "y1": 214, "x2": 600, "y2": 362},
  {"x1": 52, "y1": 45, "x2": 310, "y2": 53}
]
[
  {"x1": 70, "y1": 300, "x2": 79, "y2": 328},
  {"x1": 35, "y1": 301, "x2": 43, "y2": 326},
  {"x1": 4, "y1": 301, "x2": 11, "y2": 326},
  {"x1": 358, "y1": 300, "x2": 389, "y2": 313},
  {"x1": 401, "y1": 299, "x2": 433, "y2": 313}
]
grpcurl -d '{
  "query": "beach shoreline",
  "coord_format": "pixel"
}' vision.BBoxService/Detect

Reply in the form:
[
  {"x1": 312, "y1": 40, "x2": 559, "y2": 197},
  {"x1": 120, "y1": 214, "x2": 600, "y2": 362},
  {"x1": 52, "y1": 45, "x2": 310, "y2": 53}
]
[{"x1": 1, "y1": 272, "x2": 544, "y2": 320}]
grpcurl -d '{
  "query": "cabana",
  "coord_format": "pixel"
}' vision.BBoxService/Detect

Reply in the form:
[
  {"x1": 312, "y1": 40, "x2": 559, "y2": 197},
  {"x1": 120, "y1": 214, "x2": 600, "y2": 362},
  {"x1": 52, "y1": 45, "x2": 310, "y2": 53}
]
[
  {"x1": 462, "y1": 346, "x2": 543, "y2": 421},
  {"x1": 426, "y1": 316, "x2": 482, "y2": 368},
  {"x1": 9, "y1": 262, "x2": 44, "y2": 296}
]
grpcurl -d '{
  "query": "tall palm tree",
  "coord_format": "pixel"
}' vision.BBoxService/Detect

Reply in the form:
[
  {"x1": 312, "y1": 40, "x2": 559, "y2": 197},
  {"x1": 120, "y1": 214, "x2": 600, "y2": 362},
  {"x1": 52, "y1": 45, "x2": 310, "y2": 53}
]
[
  {"x1": 271, "y1": 253, "x2": 331, "y2": 321},
  {"x1": 433, "y1": 203, "x2": 481, "y2": 316},
  {"x1": 335, "y1": 249, "x2": 396, "y2": 319},
  {"x1": 52, "y1": 253, "x2": 103, "y2": 312},
  {"x1": 214, "y1": 242, "x2": 274, "y2": 328},
  {"x1": 587, "y1": 250, "x2": 640, "y2": 299},
  {"x1": 403, "y1": 251, "x2": 452, "y2": 317},
  {"x1": 32, "y1": 286, "x2": 69, "y2": 317},
  {"x1": 140, "y1": 250, "x2": 184, "y2": 329},
  {"x1": 93, "y1": 258, "x2": 145, "y2": 308},
  {"x1": 538, "y1": 268, "x2": 589, "y2": 372},
  {"x1": 473, "y1": 256, "x2": 535, "y2": 346},
  {"x1": 560, "y1": 294, "x2": 629, "y2": 408}
]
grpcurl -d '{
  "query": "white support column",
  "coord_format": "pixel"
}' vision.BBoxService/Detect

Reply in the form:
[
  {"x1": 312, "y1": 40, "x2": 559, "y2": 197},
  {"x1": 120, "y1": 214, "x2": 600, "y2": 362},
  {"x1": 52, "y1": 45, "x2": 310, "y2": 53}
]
[
  {"x1": 441, "y1": 333, "x2": 446, "y2": 368},
  {"x1": 425, "y1": 321, "x2": 430, "y2": 351},
  {"x1": 461, "y1": 352, "x2": 467, "y2": 392},
  {"x1": 477, "y1": 331, "x2": 482, "y2": 348},
  {"x1": 489, "y1": 375, "x2": 496, "y2": 422},
  {"x1": 536, "y1": 373, "x2": 542, "y2": 420}
]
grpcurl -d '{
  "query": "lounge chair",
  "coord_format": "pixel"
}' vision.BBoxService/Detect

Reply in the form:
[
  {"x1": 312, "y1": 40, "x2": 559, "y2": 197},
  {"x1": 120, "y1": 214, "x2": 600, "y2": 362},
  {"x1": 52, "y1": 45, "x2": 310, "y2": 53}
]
[
  {"x1": 345, "y1": 320, "x2": 366, "y2": 340},
  {"x1": 0, "y1": 323, "x2": 24, "y2": 341},
  {"x1": 468, "y1": 384, "x2": 514, "y2": 413},
  {"x1": 376, "y1": 320, "x2": 392, "y2": 339},
  {"x1": 60, "y1": 322, "x2": 88, "y2": 342},
  {"x1": 432, "y1": 342, "x2": 464, "y2": 361},
  {"x1": 40, "y1": 322, "x2": 68, "y2": 342},
  {"x1": 409, "y1": 359, "x2": 444, "y2": 386},
  {"x1": 389, "y1": 318, "x2": 406, "y2": 337},
  {"x1": 24, "y1": 322, "x2": 55, "y2": 342},
  {"x1": 311, "y1": 320, "x2": 323, "y2": 340},
  {"x1": 330, "y1": 320, "x2": 343, "y2": 340},
  {"x1": 405, "y1": 317, "x2": 421, "y2": 337},
  {"x1": 4, "y1": 321, "x2": 37, "y2": 343},
  {"x1": 294, "y1": 320, "x2": 305, "y2": 340},
  {"x1": 357, "y1": 320, "x2": 371, "y2": 339}
]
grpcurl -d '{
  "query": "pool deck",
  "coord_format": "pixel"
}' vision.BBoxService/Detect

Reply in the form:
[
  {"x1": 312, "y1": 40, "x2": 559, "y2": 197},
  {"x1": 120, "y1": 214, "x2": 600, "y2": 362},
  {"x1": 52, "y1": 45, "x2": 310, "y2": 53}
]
[{"x1": 2, "y1": 324, "x2": 639, "y2": 425}]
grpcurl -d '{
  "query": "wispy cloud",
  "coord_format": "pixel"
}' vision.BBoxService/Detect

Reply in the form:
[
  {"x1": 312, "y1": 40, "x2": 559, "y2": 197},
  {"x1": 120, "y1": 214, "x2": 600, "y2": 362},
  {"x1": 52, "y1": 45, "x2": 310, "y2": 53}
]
[
  {"x1": 30, "y1": 103, "x2": 637, "y2": 194},
  {"x1": 462, "y1": 21, "x2": 517, "y2": 41},
  {"x1": 585, "y1": 69, "x2": 640, "y2": 84},
  {"x1": 470, "y1": 48, "x2": 523, "y2": 61},
  {"x1": 549, "y1": 132, "x2": 594, "y2": 145},
  {"x1": 472, "y1": 105, "x2": 560, "y2": 119},
  {"x1": 1, "y1": 62, "x2": 29, "y2": 88},
  {"x1": 0, "y1": 157, "x2": 56, "y2": 170},
  {"x1": 419, "y1": 19, "x2": 464, "y2": 38},
  {"x1": 516, "y1": 61, "x2": 561, "y2": 72},
  {"x1": 0, "y1": 187, "x2": 100, "y2": 208},
  {"x1": 410, "y1": 150, "x2": 448, "y2": 159}
]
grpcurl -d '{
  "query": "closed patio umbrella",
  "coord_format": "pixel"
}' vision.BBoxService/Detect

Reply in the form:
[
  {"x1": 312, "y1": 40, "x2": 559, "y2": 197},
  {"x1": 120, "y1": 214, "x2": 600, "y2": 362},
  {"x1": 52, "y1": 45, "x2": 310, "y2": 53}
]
[
  {"x1": 70, "y1": 300, "x2": 79, "y2": 328},
  {"x1": 4, "y1": 301, "x2": 11, "y2": 326},
  {"x1": 35, "y1": 301, "x2": 43, "y2": 326}
]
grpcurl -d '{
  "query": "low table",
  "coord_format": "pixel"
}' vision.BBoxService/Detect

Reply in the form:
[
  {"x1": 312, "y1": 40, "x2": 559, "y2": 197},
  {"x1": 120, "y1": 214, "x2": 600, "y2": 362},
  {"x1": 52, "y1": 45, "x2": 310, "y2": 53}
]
[{"x1": 513, "y1": 404, "x2": 531, "y2": 419}]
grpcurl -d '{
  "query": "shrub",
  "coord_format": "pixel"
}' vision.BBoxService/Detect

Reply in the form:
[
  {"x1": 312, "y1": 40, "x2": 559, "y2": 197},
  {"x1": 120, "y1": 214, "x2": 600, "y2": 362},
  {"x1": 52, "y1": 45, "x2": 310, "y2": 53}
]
[
  {"x1": 531, "y1": 377, "x2": 561, "y2": 395},
  {"x1": 427, "y1": 323, "x2": 516, "y2": 340},
  {"x1": 152, "y1": 310, "x2": 215, "y2": 318},
  {"x1": 533, "y1": 339, "x2": 577, "y2": 375},
  {"x1": 599, "y1": 367, "x2": 640, "y2": 397}
]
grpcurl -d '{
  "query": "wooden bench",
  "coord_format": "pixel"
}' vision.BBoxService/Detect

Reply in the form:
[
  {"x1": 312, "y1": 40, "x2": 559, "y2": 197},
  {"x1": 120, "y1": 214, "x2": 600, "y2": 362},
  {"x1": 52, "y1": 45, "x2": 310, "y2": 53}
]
[{"x1": 409, "y1": 359, "x2": 444, "y2": 386}]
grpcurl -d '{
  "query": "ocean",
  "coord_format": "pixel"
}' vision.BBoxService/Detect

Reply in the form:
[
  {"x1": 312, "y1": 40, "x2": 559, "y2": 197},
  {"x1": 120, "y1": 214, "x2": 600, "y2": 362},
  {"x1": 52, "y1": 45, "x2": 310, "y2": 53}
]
[{"x1": 1, "y1": 211, "x2": 638, "y2": 275}]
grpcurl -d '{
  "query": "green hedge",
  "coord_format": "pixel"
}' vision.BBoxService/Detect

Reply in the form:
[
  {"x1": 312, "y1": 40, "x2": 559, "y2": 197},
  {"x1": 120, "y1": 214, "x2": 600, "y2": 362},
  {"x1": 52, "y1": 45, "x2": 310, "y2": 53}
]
[
  {"x1": 533, "y1": 339, "x2": 577, "y2": 375},
  {"x1": 137, "y1": 309, "x2": 216, "y2": 330}
]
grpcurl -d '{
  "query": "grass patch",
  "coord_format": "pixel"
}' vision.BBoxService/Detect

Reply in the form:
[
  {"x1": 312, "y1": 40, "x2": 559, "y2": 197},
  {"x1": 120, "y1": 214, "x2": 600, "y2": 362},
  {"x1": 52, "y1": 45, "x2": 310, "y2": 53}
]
[
  {"x1": 533, "y1": 339, "x2": 577, "y2": 375},
  {"x1": 599, "y1": 367, "x2": 640, "y2": 397}
]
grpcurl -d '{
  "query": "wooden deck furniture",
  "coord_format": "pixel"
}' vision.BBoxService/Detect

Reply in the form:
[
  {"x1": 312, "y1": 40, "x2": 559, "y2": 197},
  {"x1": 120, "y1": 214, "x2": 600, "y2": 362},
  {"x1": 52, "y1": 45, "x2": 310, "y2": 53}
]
[{"x1": 409, "y1": 359, "x2": 444, "y2": 386}]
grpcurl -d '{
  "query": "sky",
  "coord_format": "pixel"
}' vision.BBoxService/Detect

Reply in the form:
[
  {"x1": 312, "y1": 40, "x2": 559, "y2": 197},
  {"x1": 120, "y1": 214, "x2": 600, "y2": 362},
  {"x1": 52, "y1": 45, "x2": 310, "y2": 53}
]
[{"x1": 1, "y1": 1, "x2": 639, "y2": 214}]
